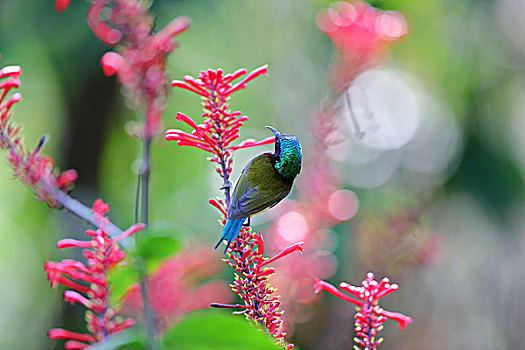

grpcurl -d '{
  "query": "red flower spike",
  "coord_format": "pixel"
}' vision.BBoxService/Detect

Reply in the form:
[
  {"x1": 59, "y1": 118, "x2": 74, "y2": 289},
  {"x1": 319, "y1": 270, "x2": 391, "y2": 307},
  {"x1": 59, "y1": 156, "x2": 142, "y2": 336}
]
[
  {"x1": 170, "y1": 64, "x2": 294, "y2": 349},
  {"x1": 316, "y1": 1, "x2": 408, "y2": 90},
  {"x1": 166, "y1": 66, "x2": 273, "y2": 204},
  {"x1": 0, "y1": 59, "x2": 78, "y2": 207},
  {"x1": 213, "y1": 228, "x2": 297, "y2": 348},
  {"x1": 59, "y1": 1, "x2": 191, "y2": 138},
  {"x1": 314, "y1": 273, "x2": 412, "y2": 350},
  {"x1": 46, "y1": 199, "x2": 140, "y2": 347}
]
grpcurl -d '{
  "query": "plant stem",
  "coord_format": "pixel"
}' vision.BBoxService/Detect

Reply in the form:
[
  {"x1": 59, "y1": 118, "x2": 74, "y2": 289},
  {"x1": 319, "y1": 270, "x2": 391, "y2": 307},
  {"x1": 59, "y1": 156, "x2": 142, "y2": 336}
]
[
  {"x1": 44, "y1": 184, "x2": 124, "y2": 236},
  {"x1": 219, "y1": 154, "x2": 231, "y2": 207},
  {"x1": 1, "y1": 125, "x2": 123, "y2": 237},
  {"x1": 136, "y1": 135, "x2": 157, "y2": 349},
  {"x1": 140, "y1": 138, "x2": 151, "y2": 227}
]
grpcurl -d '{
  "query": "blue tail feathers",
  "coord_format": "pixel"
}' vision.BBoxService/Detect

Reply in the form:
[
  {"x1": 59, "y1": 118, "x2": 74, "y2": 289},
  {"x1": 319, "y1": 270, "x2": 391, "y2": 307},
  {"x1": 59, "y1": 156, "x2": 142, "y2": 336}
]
[{"x1": 215, "y1": 218, "x2": 245, "y2": 254}]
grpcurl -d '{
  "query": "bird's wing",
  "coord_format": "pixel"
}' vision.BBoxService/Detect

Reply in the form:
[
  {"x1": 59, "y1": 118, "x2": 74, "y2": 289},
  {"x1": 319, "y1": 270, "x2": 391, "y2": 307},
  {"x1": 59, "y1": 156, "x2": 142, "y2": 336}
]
[
  {"x1": 228, "y1": 155, "x2": 291, "y2": 220},
  {"x1": 241, "y1": 186, "x2": 290, "y2": 215}
]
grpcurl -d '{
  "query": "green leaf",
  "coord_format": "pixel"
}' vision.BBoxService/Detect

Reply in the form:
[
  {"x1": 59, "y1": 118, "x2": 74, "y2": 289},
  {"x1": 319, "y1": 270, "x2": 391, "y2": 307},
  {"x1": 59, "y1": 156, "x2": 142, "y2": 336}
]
[
  {"x1": 109, "y1": 226, "x2": 183, "y2": 304},
  {"x1": 108, "y1": 261, "x2": 139, "y2": 304},
  {"x1": 162, "y1": 311, "x2": 282, "y2": 350},
  {"x1": 87, "y1": 328, "x2": 147, "y2": 350},
  {"x1": 134, "y1": 230, "x2": 182, "y2": 274}
]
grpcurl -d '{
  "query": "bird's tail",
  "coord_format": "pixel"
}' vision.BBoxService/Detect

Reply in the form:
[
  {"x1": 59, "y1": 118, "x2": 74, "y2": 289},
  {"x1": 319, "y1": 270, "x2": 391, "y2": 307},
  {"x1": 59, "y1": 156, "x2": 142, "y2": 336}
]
[{"x1": 215, "y1": 218, "x2": 245, "y2": 254}]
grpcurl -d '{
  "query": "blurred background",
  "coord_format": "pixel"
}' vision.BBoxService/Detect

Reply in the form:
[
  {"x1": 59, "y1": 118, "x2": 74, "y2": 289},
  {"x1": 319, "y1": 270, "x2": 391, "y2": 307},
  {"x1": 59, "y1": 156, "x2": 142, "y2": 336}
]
[{"x1": 1, "y1": 0, "x2": 525, "y2": 349}]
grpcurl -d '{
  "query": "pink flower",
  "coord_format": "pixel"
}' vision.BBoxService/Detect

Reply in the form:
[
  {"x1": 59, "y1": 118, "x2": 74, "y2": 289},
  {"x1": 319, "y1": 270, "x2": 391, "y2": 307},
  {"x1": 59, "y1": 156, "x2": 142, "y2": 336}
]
[
  {"x1": 314, "y1": 273, "x2": 412, "y2": 350},
  {"x1": 58, "y1": 0, "x2": 191, "y2": 138},
  {"x1": 45, "y1": 199, "x2": 145, "y2": 349},
  {"x1": 118, "y1": 246, "x2": 233, "y2": 331},
  {"x1": 316, "y1": 1, "x2": 408, "y2": 90},
  {"x1": 0, "y1": 58, "x2": 77, "y2": 207},
  {"x1": 208, "y1": 198, "x2": 302, "y2": 348},
  {"x1": 170, "y1": 64, "x2": 296, "y2": 349},
  {"x1": 166, "y1": 66, "x2": 273, "y2": 204},
  {"x1": 211, "y1": 224, "x2": 303, "y2": 347}
]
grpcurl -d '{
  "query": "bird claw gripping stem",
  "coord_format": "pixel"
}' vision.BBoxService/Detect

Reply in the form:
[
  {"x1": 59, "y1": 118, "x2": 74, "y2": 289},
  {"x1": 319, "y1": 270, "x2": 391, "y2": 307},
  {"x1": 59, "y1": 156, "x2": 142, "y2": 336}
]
[{"x1": 220, "y1": 181, "x2": 233, "y2": 190}]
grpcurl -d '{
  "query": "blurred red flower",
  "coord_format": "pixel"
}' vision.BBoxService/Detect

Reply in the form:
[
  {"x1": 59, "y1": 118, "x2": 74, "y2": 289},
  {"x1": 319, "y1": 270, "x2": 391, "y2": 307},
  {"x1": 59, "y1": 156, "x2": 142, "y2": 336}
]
[
  {"x1": 119, "y1": 246, "x2": 233, "y2": 332},
  {"x1": 57, "y1": 0, "x2": 191, "y2": 137},
  {"x1": 316, "y1": 1, "x2": 408, "y2": 90}
]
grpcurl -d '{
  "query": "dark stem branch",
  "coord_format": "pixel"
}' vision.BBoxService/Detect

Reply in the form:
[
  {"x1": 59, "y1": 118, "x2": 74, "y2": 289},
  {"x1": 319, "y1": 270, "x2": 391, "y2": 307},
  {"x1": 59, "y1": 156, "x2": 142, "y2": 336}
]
[
  {"x1": 210, "y1": 85, "x2": 232, "y2": 207},
  {"x1": 210, "y1": 303, "x2": 247, "y2": 309},
  {"x1": 1, "y1": 127, "x2": 124, "y2": 236},
  {"x1": 365, "y1": 302, "x2": 372, "y2": 350},
  {"x1": 135, "y1": 173, "x2": 141, "y2": 223},
  {"x1": 219, "y1": 155, "x2": 231, "y2": 207},
  {"x1": 140, "y1": 138, "x2": 151, "y2": 227},
  {"x1": 344, "y1": 89, "x2": 365, "y2": 140},
  {"x1": 44, "y1": 184, "x2": 124, "y2": 235},
  {"x1": 137, "y1": 136, "x2": 157, "y2": 349}
]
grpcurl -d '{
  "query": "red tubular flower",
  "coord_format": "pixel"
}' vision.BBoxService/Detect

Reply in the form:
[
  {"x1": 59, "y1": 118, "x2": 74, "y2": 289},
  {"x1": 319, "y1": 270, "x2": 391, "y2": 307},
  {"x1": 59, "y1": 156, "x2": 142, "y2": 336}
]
[
  {"x1": 210, "y1": 220, "x2": 303, "y2": 347},
  {"x1": 57, "y1": 0, "x2": 191, "y2": 138},
  {"x1": 0, "y1": 58, "x2": 77, "y2": 207},
  {"x1": 118, "y1": 246, "x2": 233, "y2": 332},
  {"x1": 45, "y1": 199, "x2": 145, "y2": 348},
  {"x1": 169, "y1": 65, "x2": 297, "y2": 349},
  {"x1": 316, "y1": 1, "x2": 408, "y2": 90},
  {"x1": 166, "y1": 66, "x2": 273, "y2": 204},
  {"x1": 314, "y1": 273, "x2": 412, "y2": 350}
]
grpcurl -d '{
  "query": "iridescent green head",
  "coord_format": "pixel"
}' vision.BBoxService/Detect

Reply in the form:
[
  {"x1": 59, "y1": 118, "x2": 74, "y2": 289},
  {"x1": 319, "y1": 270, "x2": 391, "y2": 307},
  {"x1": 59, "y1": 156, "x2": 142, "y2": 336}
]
[{"x1": 267, "y1": 126, "x2": 302, "y2": 179}]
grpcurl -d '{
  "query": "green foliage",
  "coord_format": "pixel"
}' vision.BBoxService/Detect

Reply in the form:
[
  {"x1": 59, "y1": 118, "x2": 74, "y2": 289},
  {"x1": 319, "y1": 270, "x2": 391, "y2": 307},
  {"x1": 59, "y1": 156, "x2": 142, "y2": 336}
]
[
  {"x1": 134, "y1": 231, "x2": 182, "y2": 273},
  {"x1": 88, "y1": 311, "x2": 283, "y2": 350},
  {"x1": 109, "y1": 262, "x2": 139, "y2": 304},
  {"x1": 88, "y1": 328, "x2": 147, "y2": 350},
  {"x1": 109, "y1": 229, "x2": 182, "y2": 304},
  {"x1": 162, "y1": 311, "x2": 283, "y2": 350}
]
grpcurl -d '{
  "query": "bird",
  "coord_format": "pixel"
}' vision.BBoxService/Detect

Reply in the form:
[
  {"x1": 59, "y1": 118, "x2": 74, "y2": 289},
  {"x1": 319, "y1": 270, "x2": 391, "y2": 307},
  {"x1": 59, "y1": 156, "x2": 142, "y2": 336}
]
[{"x1": 215, "y1": 126, "x2": 302, "y2": 253}]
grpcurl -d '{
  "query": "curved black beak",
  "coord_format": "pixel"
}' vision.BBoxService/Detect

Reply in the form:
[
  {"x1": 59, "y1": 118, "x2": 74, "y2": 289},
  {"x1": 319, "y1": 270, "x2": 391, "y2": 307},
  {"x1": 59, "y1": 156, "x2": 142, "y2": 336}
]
[{"x1": 266, "y1": 125, "x2": 280, "y2": 137}]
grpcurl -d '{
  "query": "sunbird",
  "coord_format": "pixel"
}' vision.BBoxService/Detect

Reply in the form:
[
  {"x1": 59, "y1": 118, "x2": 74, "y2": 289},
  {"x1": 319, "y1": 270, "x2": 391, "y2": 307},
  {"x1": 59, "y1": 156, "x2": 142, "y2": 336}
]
[{"x1": 215, "y1": 126, "x2": 302, "y2": 253}]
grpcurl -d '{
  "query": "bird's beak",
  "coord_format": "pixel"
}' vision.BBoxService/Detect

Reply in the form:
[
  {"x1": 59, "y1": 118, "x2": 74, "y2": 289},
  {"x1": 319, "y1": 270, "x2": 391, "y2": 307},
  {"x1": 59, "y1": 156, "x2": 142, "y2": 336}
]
[{"x1": 266, "y1": 125, "x2": 280, "y2": 137}]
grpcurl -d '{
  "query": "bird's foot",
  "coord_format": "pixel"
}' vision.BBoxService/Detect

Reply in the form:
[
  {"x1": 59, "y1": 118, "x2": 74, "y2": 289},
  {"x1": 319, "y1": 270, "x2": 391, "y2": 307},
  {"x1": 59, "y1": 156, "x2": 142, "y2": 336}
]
[{"x1": 220, "y1": 181, "x2": 232, "y2": 190}]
